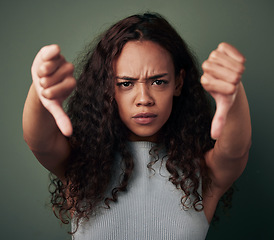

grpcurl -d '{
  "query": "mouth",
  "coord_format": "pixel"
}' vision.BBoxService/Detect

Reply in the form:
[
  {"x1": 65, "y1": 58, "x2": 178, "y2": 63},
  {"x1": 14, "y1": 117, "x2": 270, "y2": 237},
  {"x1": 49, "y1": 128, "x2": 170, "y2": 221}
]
[{"x1": 132, "y1": 113, "x2": 157, "y2": 124}]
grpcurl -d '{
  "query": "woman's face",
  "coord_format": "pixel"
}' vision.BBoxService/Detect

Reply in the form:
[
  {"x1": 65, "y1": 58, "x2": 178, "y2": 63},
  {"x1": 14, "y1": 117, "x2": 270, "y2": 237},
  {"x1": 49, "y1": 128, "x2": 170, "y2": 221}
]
[{"x1": 114, "y1": 41, "x2": 183, "y2": 142}]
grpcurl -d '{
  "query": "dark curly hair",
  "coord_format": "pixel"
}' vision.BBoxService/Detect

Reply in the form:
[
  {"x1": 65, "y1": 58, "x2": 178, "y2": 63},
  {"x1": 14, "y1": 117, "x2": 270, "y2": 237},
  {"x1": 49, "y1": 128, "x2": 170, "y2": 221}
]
[{"x1": 49, "y1": 12, "x2": 225, "y2": 233}]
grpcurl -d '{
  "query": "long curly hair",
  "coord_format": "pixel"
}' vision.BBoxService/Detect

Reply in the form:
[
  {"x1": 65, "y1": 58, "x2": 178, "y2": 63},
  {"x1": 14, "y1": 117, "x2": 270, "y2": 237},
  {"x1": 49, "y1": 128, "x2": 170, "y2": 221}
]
[{"x1": 49, "y1": 12, "x2": 225, "y2": 233}]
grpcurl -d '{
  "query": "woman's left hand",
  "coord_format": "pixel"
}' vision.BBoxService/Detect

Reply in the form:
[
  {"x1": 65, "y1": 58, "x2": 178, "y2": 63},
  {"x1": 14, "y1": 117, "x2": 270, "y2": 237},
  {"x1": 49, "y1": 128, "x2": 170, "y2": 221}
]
[{"x1": 201, "y1": 42, "x2": 246, "y2": 139}]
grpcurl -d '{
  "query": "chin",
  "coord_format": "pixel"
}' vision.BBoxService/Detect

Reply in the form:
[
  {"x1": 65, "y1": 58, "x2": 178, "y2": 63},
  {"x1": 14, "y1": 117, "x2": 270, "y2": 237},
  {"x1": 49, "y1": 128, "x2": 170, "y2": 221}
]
[{"x1": 129, "y1": 130, "x2": 159, "y2": 142}]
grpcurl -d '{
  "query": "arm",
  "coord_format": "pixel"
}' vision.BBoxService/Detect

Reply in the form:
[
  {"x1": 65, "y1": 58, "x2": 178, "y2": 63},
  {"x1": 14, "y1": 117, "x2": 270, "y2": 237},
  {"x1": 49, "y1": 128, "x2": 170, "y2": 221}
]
[
  {"x1": 23, "y1": 45, "x2": 76, "y2": 180},
  {"x1": 201, "y1": 42, "x2": 251, "y2": 193}
]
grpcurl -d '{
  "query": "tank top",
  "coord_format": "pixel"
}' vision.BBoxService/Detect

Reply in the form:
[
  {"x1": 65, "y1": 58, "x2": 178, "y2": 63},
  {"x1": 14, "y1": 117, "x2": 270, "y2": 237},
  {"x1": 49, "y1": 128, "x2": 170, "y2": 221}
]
[{"x1": 72, "y1": 141, "x2": 209, "y2": 239}]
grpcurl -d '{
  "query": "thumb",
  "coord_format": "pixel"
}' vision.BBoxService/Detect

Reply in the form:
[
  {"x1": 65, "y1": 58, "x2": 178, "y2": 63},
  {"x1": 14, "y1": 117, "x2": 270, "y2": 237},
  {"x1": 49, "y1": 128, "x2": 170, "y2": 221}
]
[
  {"x1": 211, "y1": 94, "x2": 234, "y2": 140},
  {"x1": 46, "y1": 101, "x2": 73, "y2": 137}
]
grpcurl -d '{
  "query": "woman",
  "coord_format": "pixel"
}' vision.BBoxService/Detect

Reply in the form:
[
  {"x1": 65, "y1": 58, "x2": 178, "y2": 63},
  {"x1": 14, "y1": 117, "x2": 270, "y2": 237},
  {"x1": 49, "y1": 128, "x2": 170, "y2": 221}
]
[{"x1": 23, "y1": 13, "x2": 251, "y2": 239}]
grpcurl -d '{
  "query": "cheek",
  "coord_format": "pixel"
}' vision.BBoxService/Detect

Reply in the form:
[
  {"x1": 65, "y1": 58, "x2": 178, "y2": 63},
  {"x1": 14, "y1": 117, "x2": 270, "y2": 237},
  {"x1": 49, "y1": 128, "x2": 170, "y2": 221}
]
[
  {"x1": 115, "y1": 97, "x2": 129, "y2": 121},
  {"x1": 166, "y1": 97, "x2": 174, "y2": 111},
  {"x1": 160, "y1": 94, "x2": 174, "y2": 114},
  {"x1": 114, "y1": 89, "x2": 134, "y2": 119}
]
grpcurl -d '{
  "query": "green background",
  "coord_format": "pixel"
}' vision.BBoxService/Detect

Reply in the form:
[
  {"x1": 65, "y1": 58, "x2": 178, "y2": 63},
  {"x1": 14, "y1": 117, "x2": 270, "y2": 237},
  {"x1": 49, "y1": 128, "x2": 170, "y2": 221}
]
[{"x1": 1, "y1": 0, "x2": 273, "y2": 239}]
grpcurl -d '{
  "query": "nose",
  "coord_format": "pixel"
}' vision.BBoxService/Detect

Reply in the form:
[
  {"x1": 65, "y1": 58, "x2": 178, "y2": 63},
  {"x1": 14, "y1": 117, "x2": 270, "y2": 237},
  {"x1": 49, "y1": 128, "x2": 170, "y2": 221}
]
[{"x1": 135, "y1": 83, "x2": 154, "y2": 106}]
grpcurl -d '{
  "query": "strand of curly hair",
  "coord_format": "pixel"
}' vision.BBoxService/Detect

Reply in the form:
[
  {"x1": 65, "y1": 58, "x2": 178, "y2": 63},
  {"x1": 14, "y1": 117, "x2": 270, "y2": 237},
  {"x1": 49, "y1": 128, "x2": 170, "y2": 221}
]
[{"x1": 48, "y1": 12, "x2": 233, "y2": 234}]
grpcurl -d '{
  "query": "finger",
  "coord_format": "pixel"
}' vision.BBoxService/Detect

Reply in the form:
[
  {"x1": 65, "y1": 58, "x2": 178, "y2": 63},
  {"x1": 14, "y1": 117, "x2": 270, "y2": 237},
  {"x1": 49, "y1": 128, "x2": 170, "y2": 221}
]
[
  {"x1": 208, "y1": 50, "x2": 245, "y2": 74},
  {"x1": 32, "y1": 44, "x2": 62, "y2": 78},
  {"x1": 201, "y1": 74, "x2": 237, "y2": 95},
  {"x1": 210, "y1": 93, "x2": 235, "y2": 139},
  {"x1": 202, "y1": 61, "x2": 242, "y2": 84},
  {"x1": 46, "y1": 102, "x2": 73, "y2": 137},
  {"x1": 37, "y1": 55, "x2": 65, "y2": 78},
  {"x1": 40, "y1": 62, "x2": 74, "y2": 89},
  {"x1": 40, "y1": 44, "x2": 61, "y2": 61},
  {"x1": 217, "y1": 42, "x2": 246, "y2": 64},
  {"x1": 211, "y1": 96, "x2": 230, "y2": 140},
  {"x1": 42, "y1": 76, "x2": 76, "y2": 100}
]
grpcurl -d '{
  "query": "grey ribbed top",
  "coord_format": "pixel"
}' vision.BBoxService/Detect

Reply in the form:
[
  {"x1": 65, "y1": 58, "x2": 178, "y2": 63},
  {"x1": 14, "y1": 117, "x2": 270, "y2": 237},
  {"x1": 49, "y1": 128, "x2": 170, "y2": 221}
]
[{"x1": 72, "y1": 141, "x2": 209, "y2": 239}]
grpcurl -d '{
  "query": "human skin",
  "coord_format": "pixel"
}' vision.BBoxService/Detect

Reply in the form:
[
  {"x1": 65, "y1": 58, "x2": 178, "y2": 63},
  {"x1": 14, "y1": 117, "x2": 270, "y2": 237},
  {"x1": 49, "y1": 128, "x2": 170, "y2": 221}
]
[
  {"x1": 23, "y1": 45, "x2": 74, "y2": 179},
  {"x1": 200, "y1": 43, "x2": 251, "y2": 222},
  {"x1": 114, "y1": 41, "x2": 183, "y2": 142},
  {"x1": 23, "y1": 42, "x2": 251, "y2": 223}
]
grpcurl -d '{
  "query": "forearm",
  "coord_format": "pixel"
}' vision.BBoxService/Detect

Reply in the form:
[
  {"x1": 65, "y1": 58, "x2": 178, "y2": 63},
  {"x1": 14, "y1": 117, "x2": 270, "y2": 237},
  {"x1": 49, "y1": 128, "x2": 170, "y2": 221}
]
[
  {"x1": 214, "y1": 82, "x2": 251, "y2": 159},
  {"x1": 23, "y1": 84, "x2": 65, "y2": 153},
  {"x1": 23, "y1": 84, "x2": 71, "y2": 178}
]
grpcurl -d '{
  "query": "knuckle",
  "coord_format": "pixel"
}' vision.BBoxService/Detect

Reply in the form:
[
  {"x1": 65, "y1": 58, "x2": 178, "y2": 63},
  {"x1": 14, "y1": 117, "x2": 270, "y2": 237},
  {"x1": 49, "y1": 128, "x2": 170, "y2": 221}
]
[
  {"x1": 201, "y1": 61, "x2": 209, "y2": 70},
  {"x1": 36, "y1": 65, "x2": 44, "y2": 76},
  {"x1": 44, "y1": 89, "x2": 55, "y2": 100},
  {"x1": 238, "y1": 65, "x2": 245, "y2": 74},
  {"x1": 41, "y1": 76, "x2": 56, "y2": 89},
  {"x1": 40, "y1": 46, "x2": 51, "y2": 60},
  {"x1": 41, "y1": 62, "x2": 51, "y2": 75},
  {"x1": 201, "y1": 76, "x2": 208, "y2": 85},
  {"x1": 59, "y1": 55, "x2": 66, "y2": 63},
  {"x1": 70, "y1": 78, "x2": 77, "y2": 88},
  {"x1": 227, "y1": 85, "x2": 236, "y2": 95},
  {"x1": 66, "y1": 77, "x2": 77, "y2": 90},
  {"x1": 201, "y1": 77, "x2": 211, "y2": 90},
  {"x1": 209, "y1": 50, "x2": 218, "y2": 59},
  {"x1": 65, "y1": 62, "x2": 74, "y2": 73},
  {"x1": 36, "y1": 66, "x2": 43, "y2": 78},
  {"x1": 231, "y1": 73, "x2": 241, "y2": 84},
  {"x1": 38, "y1": 61, "x2": 54, "y2": 77},
  {"x1": 40, "y1": 45, "x2": 48, "y2": 53},
  {"x1": 46, "y1": 44, "x2": 60, "y2": 56},
  {"x1": 40, "y1": 77, "x2": 48, "y2": 88},
  {"x1": 51, "y1": 44, "x2": 61, "y2": 53},
  {"x1": 218, "y1": 42, "x2": 227, "y2": 50},
  {"x1": 41, "y1": 44, "x2": 61, "y2": 61}
]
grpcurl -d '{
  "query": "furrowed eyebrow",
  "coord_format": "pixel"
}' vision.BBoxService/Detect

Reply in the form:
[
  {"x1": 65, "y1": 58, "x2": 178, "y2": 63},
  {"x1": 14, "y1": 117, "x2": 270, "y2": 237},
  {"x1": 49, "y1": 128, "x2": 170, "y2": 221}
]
[
  {"x1": 148, "y1": 73, "x2": 168, "y2": 80},
  {"x1": 116, "y1": 73, "x2": 168, "y2": 81},
  {"x1": 116, "y1": 76, "x2": 138, "y2": 81}
]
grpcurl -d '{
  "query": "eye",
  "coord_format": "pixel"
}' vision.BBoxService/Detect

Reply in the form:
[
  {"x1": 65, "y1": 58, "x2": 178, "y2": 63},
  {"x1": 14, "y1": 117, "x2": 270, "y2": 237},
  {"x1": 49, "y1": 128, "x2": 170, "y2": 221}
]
[
  {"x1": 116, "y1": 82, "x2": 133, "y2": 88},
  {"x1": 152, "y1": 80, "x2": 168, "y2": 86}
]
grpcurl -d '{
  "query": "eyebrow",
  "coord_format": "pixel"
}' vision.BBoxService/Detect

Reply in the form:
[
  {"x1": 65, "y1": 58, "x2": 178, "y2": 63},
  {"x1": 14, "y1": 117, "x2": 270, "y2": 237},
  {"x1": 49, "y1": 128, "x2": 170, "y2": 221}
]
[{"x1": 116, "y1": 73, "x2": 168, "y2": 81}]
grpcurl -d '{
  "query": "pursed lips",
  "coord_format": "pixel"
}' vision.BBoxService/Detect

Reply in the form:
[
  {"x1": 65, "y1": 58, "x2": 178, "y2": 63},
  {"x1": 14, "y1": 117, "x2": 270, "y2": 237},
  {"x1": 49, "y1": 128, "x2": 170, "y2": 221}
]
[
  {"x1": 133, "y1": 112, "x2": 157, "y2": 118},
  {"x1": 132, "y1": 113, "x2": 157, "y2": 124}
]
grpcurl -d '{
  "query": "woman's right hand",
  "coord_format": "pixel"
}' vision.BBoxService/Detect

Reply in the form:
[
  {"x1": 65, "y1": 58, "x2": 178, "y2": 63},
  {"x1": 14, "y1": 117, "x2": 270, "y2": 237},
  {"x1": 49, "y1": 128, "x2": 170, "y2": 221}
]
[{"x1": 31, "y1": 44, "x2": 76, "y2": 136}]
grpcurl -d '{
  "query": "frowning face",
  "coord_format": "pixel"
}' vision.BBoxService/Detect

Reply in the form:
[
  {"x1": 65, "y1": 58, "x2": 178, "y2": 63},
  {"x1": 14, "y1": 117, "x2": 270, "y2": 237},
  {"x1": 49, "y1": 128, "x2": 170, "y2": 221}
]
[{"x1": 114, "y1": 41, "x2": 183, "y2": 142}]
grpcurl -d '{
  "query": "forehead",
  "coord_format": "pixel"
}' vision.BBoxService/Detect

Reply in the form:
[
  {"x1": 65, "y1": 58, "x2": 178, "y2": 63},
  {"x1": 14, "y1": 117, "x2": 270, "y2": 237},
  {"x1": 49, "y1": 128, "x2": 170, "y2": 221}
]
[{"x1": 114, "y1": 41, "x2": 174, "y2": 76}]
